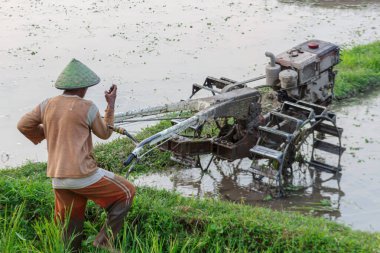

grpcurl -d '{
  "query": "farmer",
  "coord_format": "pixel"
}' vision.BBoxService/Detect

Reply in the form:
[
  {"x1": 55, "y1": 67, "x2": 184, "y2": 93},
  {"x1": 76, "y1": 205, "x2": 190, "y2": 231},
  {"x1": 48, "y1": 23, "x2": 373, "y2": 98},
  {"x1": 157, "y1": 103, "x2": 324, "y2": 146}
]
[{"x1": 17, "y1": 59, "x2": 135, "y2": 252}]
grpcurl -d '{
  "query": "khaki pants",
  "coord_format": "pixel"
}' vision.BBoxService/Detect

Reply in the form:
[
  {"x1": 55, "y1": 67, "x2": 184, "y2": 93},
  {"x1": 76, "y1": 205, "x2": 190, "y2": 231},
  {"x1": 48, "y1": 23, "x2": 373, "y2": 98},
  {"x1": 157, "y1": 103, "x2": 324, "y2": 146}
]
[{"x1": 54, "y1": 175, "x2": 135, "y2": 252}]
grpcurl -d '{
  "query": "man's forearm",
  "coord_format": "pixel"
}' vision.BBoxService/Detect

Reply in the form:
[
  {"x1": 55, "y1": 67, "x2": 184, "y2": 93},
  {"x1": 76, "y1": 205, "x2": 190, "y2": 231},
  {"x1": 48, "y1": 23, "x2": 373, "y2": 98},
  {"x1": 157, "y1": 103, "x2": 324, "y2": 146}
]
[
  {"x1": 104, "y1": 105, "x2": 115, "y2": 126},
  {"x1": 17, "y1": 112, "x2": 45, "y2": 145}
]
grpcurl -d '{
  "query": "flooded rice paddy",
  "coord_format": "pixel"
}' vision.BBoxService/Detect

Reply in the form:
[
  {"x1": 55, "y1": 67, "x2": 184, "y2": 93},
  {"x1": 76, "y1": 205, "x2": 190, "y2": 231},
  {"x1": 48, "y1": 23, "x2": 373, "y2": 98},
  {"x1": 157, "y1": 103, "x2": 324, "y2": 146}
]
[
  {"x1": 1, "y1": 0, "x2": 379, "y2": 167},
  {"x1": 1, "y1": 0, "x2": 380, "y2": 231}
]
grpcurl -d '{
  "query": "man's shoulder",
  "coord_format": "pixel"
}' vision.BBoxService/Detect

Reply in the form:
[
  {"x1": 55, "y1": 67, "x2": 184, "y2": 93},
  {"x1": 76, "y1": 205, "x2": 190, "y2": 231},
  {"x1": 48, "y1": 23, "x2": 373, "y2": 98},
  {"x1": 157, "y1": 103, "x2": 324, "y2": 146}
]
[
  {"x1": 79, "y1": 98, "x2": 96, "y2": 107},
  {"x1": 73, "y1": 98, "x2": 99, "y2": 116}
]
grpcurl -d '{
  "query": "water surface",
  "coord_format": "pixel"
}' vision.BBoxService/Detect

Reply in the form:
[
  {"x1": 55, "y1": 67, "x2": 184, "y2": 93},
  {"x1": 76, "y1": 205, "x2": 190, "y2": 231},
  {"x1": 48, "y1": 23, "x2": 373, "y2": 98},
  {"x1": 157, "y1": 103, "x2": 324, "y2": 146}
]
[{"x1": 1, "y1": 0, "x2": 379, "y2": 167}]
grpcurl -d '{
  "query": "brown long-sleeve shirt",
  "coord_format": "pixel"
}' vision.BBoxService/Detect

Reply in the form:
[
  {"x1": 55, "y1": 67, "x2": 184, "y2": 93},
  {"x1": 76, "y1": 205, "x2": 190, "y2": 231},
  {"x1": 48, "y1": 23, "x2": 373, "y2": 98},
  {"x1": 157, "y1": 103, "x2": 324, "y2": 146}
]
[{"x1": 17, "y1": 94, "x2": 114, "y2": 178}]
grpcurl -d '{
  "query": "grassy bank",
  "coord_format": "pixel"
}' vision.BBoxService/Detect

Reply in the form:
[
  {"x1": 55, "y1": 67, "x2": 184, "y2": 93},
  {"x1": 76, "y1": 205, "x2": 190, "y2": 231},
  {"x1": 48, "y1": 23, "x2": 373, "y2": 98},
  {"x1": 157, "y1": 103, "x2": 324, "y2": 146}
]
[
  {"x1": 1, "y1": 163, "x2": 380, "y2": 253},
  {"x1": 1, "y1": 124, "x2": 380, "y2": 252},
  {"x1": 334, "y1": 41, "x2": 380, "y2": 99}
]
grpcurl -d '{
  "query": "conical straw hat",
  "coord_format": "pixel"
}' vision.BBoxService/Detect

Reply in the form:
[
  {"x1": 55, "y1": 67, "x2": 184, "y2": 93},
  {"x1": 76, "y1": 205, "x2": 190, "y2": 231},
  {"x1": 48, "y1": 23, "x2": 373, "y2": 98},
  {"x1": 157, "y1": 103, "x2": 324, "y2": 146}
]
[{"x1": 55, "y1": 59, "x2": 100, "y2": 90}]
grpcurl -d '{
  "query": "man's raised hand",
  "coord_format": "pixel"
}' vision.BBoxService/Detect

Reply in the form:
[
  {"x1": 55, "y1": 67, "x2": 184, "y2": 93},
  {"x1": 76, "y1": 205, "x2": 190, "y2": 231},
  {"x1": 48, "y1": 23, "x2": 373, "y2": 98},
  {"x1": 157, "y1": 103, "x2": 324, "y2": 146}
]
[{"x1": 105, "y1": 84, "x2": 117, "y2": 109}]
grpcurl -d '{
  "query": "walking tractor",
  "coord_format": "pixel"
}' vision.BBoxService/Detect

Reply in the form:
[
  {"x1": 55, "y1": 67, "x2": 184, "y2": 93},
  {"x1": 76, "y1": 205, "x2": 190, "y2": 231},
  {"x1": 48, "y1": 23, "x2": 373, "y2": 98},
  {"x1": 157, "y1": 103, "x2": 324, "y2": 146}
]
[{"x1": 111, "y1": 40, "x2": 345, "y2": 196}]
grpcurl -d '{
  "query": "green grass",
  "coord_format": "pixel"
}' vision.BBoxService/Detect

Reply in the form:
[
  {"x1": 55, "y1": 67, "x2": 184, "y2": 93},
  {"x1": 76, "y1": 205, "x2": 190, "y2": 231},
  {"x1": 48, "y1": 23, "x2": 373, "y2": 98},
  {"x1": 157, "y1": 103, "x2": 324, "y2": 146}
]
[
  {"x1": 334, "y1": 41, "x2": 380, "y2": 99},
  {"x1": 1, "y1": 160, "x2": 380, "y2": 252},
  {"x1": 94, "y1": 120, "x2": 176, "y2": 177},
  {"x1": 0, "y1": 204, "x2": 28, "y2": 253}
]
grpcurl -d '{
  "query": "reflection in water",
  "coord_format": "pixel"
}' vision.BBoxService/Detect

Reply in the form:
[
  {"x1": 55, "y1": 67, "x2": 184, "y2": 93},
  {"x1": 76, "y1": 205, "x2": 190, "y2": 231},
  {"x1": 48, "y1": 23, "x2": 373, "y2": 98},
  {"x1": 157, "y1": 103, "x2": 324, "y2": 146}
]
[
  {"x1": 283, "y1": 170, "x2": 344, "y2": 220},
  {"x1": 279, "y1": 0, "x2": 380, "y2": 8},
  {"x1": 135, "y1": 156, "x2": 345, "y2": 220}
]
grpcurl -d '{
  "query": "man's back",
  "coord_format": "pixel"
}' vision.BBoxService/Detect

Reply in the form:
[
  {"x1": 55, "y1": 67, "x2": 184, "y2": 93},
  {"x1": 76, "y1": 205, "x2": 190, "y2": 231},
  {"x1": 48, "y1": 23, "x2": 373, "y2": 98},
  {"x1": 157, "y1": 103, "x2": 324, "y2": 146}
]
[{"x1": 18, "y1": 94, "x2": 114, "y2": 178}]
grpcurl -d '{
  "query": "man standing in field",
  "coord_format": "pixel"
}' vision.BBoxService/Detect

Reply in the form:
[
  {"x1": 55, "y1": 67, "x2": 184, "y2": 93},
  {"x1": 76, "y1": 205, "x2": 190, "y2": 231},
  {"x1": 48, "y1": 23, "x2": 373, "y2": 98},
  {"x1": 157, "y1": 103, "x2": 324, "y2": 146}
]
[{"x1": 17, "y1": 59, "x2": 135, "y2": 252}]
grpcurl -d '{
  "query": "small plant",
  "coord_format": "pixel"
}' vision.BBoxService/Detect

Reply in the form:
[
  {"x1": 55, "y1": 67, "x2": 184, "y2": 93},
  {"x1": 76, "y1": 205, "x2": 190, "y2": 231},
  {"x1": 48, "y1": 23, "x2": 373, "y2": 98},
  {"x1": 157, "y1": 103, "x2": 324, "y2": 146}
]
[
  {"x1": 263, "y1": 195, "x2": 273, "y2": 201},
  {"x1": 0, "y1": 204, "x2": 26, "y2": 253},
  {"x1": 319, "y1": 199, "x2": 332, "y2": 207}
]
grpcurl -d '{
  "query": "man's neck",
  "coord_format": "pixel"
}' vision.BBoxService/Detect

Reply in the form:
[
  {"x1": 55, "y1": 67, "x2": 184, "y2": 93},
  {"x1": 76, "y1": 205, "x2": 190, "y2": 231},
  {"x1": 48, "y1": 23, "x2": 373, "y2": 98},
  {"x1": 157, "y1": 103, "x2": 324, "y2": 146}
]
[{"x1": 63, "y1": 88, "x2": 87, "y2": 98}]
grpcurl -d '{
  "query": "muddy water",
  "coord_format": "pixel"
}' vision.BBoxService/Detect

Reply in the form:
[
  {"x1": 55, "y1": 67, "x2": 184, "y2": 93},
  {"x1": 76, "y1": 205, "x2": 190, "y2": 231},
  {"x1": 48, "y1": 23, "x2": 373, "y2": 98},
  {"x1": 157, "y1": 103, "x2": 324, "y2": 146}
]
[
  {"x1": 1, "y1": 0, "x2": 379, "y2": 167},
  {"x1": 279, "y1": 0, "x2": 380, "y2": 8},
  {"x1": 134, "y1": 90, "x2": 380, "y2": 232}
]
